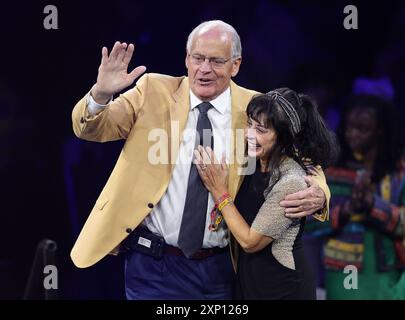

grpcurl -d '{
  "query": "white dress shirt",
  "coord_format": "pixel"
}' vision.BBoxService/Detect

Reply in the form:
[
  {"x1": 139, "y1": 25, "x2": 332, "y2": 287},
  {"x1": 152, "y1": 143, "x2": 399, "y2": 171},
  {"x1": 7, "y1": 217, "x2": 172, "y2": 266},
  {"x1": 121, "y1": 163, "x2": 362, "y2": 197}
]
[{"x1": 87, "y1": 88, "x2": 232, "y2": 248}]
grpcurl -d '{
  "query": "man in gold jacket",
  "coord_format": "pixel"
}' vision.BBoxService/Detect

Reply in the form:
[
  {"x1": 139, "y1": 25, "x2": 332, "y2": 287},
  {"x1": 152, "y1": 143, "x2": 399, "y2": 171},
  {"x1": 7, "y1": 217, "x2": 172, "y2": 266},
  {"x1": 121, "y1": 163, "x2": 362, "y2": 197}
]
[{"x1": 71, "y1": 20, "x2": 330, "y2": 299}]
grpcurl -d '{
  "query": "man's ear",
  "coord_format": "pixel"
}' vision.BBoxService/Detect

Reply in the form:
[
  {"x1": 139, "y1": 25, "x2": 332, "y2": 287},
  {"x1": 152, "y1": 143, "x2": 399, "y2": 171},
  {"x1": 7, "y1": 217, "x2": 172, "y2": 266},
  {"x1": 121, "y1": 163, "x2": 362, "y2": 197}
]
[
  {"x1": 231, "y1": 58, "x2": 242, "y2": 77},
  {"x1": 185, "y1": 52, "x2": 189, "y2": 69}
]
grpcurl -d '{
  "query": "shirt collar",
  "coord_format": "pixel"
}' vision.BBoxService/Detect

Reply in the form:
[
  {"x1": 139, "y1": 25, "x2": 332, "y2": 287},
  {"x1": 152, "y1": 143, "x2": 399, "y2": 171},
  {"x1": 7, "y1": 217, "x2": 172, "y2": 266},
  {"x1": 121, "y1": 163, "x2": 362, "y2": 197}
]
[{"x1": 189, "y1": 87, "x2": 230, "y2": 115}]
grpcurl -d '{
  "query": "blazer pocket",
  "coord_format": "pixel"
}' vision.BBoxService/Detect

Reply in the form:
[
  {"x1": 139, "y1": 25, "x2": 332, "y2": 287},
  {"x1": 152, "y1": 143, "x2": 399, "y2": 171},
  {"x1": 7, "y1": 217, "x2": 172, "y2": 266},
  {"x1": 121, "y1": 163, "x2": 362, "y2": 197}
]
[{"x1": 95, "y1": 196, "x2": 109, "y2": 210}]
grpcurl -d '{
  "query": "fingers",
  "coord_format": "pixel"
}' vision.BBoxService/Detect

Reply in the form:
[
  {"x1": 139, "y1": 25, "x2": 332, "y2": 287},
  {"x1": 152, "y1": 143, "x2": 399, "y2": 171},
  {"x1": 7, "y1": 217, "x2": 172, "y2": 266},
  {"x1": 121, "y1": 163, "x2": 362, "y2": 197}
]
[
  {"x1": 221, "y1": 154, "x2": 226, "y2": 164},
  {"x1": 193, "y1": 148, "x2": 203, "y2": 165},
  {"x1": 194, "y1": 149, "x2": 209, "y2": 182},
  {"x1": 285, "y1": 211, "x2": 311, "y2": 219},
  {"x1": 205, "y1": 146, "x2": 219, "y2": 164},
  {"x1": 195, "y1": 162, "x2": 204, "y2": 175},
  {"x1": 220, "y1": 153, "x2": 227, "y2": 170},
  {"x1": 116, "y1": 42, "x2": 127, "y2": 62},
  {"x1": 195, "y1": 163, "x2": 209, "y2": 188},
  {"x1": 194, "y1": 148, "x2": 210, "y2": 178},
  {"x1": 284, "y1": 205, "x2": 309, "y2": 214},
  {"x1": 109, "y1": 41, "x2": 121, "y2": 61},
  {"x1": 198, "y1": 146, "x2": 211, "y2": 165},
  {"x1": 123, "y1": 43, "x2": 135, "y2": 65},
  {"x1": 280, "y1": 199, "x2": 304, "y2": 208},
  {"x1": 282, "y1": 193, "x2": 324, "y2": 215},
  {"x1": 101, "y1": 47, "x2": 108, "y2": 65},
  {"x1": 282, "y1": 190, "x2": 306, "y2": 202},
  {"x1": 129, "y1": 65, "x2": 147, "y2": 81},
  {"x1": 304, "y1": 175, "x2": 314, "y2": 186},
  {"x1": 195, "y1": 146, "x2": 227, "y2": 172},
  {"x1": 282, "y1": 190, "x2": 318, "y2": 217},
  {"x1": 108, "y1": 41, "x2": 132, "y2": 64}
]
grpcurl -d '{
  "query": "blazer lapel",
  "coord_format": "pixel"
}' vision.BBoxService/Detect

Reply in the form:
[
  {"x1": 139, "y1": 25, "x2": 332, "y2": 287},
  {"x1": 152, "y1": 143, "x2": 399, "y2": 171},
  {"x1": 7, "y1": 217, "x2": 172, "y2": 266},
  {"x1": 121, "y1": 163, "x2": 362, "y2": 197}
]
[
  {"x1": 169, "y1": 77, "x2": 190, "y2": 170},
  {"x1": 228, "y1": 81, "x2": 251, "y2": 198}
]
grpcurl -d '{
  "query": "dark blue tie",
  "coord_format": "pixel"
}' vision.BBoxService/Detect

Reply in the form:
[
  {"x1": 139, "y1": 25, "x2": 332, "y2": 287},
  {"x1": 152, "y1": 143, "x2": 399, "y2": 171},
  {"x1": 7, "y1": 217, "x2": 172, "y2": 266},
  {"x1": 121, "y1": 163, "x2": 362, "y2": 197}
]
[{"x1": 178, "y1": 102, "x2": 214, "y2": 258}]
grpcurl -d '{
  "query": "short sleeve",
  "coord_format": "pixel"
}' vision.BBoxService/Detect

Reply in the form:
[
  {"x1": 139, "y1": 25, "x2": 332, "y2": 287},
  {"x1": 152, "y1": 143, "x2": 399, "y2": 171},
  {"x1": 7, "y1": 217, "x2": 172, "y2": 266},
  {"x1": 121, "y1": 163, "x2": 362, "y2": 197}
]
[{"x1": 251, "y1": 176, "x2": 307, "y2": 239}]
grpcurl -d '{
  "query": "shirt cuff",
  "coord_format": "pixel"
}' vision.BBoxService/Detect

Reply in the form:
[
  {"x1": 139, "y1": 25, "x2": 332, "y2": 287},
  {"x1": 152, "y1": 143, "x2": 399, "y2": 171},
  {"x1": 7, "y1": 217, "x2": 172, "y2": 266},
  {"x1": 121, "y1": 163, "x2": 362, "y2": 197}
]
[{"x1": 87, "y1": 93, "x2": 112, "y2": 115}]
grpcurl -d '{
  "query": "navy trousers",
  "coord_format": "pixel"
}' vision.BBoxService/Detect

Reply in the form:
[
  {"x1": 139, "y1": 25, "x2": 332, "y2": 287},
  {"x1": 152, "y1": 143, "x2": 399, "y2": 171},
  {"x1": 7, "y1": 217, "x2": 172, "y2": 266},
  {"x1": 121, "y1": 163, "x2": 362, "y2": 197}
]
[{"x1": 124, "y1": 249, "x2": 234, "y2": 300}]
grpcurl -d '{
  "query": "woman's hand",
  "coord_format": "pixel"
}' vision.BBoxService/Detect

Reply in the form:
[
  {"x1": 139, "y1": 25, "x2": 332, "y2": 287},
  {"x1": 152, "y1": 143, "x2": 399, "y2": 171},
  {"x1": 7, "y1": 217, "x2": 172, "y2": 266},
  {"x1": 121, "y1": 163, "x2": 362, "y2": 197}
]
[{"x1": 194, "y1": 146, "x2": 229, "y2": 200}]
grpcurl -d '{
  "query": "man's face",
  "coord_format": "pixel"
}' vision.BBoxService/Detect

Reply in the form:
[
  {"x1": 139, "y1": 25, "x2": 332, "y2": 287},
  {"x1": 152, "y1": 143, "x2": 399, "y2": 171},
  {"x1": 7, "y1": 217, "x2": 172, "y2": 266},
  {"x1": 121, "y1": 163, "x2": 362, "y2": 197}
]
[{"x1": 186, "y1": 31, "x2": 241, "y2": 101}]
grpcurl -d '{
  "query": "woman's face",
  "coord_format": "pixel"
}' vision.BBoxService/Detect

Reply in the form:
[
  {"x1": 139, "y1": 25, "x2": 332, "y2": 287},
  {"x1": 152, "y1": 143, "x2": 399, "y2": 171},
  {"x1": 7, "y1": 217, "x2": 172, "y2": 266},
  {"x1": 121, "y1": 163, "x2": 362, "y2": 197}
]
[
  {"x1": 245, "y1": 116, "x2": 277, "y2": 160},
  {"x1": 345, "y1": 107, "x2": 379, "y2": 154}
]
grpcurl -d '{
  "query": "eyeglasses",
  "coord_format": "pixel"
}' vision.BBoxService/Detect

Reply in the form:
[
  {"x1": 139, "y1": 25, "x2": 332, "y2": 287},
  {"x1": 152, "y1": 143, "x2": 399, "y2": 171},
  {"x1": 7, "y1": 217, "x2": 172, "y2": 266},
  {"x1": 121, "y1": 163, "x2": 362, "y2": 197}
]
[{"x1": 188, "y1": 54, "x2": 233, "y2": 68}]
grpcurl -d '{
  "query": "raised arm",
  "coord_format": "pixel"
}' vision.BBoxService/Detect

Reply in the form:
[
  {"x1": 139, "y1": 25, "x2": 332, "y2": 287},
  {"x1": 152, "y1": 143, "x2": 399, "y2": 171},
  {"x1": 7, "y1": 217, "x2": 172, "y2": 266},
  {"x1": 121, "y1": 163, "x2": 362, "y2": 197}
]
[
  {"x1": 92, "y1": 42, "x2": 146, "y2": 104},
  {"x1": 72, "y1": 42, "x2": 147, "y2": 142}
]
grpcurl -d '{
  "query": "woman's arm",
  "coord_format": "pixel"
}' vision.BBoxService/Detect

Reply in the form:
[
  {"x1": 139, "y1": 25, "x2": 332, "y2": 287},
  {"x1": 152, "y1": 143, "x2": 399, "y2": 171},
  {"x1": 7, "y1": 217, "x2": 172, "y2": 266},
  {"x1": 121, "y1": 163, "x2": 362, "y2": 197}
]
[{"x1": 215, "y1": 199, "x2": 273, "y2": 253}]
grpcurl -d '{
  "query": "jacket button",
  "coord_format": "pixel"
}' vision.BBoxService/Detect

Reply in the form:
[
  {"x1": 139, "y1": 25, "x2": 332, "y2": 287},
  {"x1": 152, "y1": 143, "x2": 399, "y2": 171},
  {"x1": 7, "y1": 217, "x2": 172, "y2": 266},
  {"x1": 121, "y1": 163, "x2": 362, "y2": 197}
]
[
  {"x1": 125, "y1": 228, "x2": 132, "y2": 234},
  {"x1": 80, "y1": 117, "x2": 85, "y2": 124},
  {"x1": 148, "y1": 203, "x2": 154, "y2": 209}
]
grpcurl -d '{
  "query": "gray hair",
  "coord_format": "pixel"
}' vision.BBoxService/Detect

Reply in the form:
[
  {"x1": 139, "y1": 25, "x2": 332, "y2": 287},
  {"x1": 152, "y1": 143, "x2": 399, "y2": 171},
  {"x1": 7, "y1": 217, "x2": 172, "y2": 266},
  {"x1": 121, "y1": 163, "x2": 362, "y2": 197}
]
[{"x1": 186, "y1": 20, "x2": 242, "y2": 59}]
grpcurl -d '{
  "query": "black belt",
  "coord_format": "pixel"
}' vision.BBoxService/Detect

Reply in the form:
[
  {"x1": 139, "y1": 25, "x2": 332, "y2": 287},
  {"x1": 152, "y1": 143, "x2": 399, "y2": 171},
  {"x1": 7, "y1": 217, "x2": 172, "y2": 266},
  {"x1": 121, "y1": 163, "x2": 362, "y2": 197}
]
[
  {"x1": 122, "y1": 226, "x2": 228, "y2": 260},
  {"x1": 165, "y1": 244, "x2": 228, "y2": 259}
]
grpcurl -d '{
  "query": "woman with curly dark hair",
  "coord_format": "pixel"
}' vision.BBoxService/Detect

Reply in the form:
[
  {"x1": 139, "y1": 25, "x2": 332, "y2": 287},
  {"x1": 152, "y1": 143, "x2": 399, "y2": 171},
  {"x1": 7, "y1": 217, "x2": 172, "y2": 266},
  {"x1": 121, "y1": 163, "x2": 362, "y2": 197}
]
[{"x1": 194, "y1": 88, "x2": 337, "y2": 299}]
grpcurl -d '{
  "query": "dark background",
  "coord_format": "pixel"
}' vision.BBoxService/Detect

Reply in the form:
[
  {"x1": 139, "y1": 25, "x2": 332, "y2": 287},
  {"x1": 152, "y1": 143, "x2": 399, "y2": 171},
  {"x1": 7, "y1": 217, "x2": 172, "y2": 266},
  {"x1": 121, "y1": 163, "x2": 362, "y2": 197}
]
[{"x1": 1, "y1": 0, "x2": 404, "y2": 299}]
